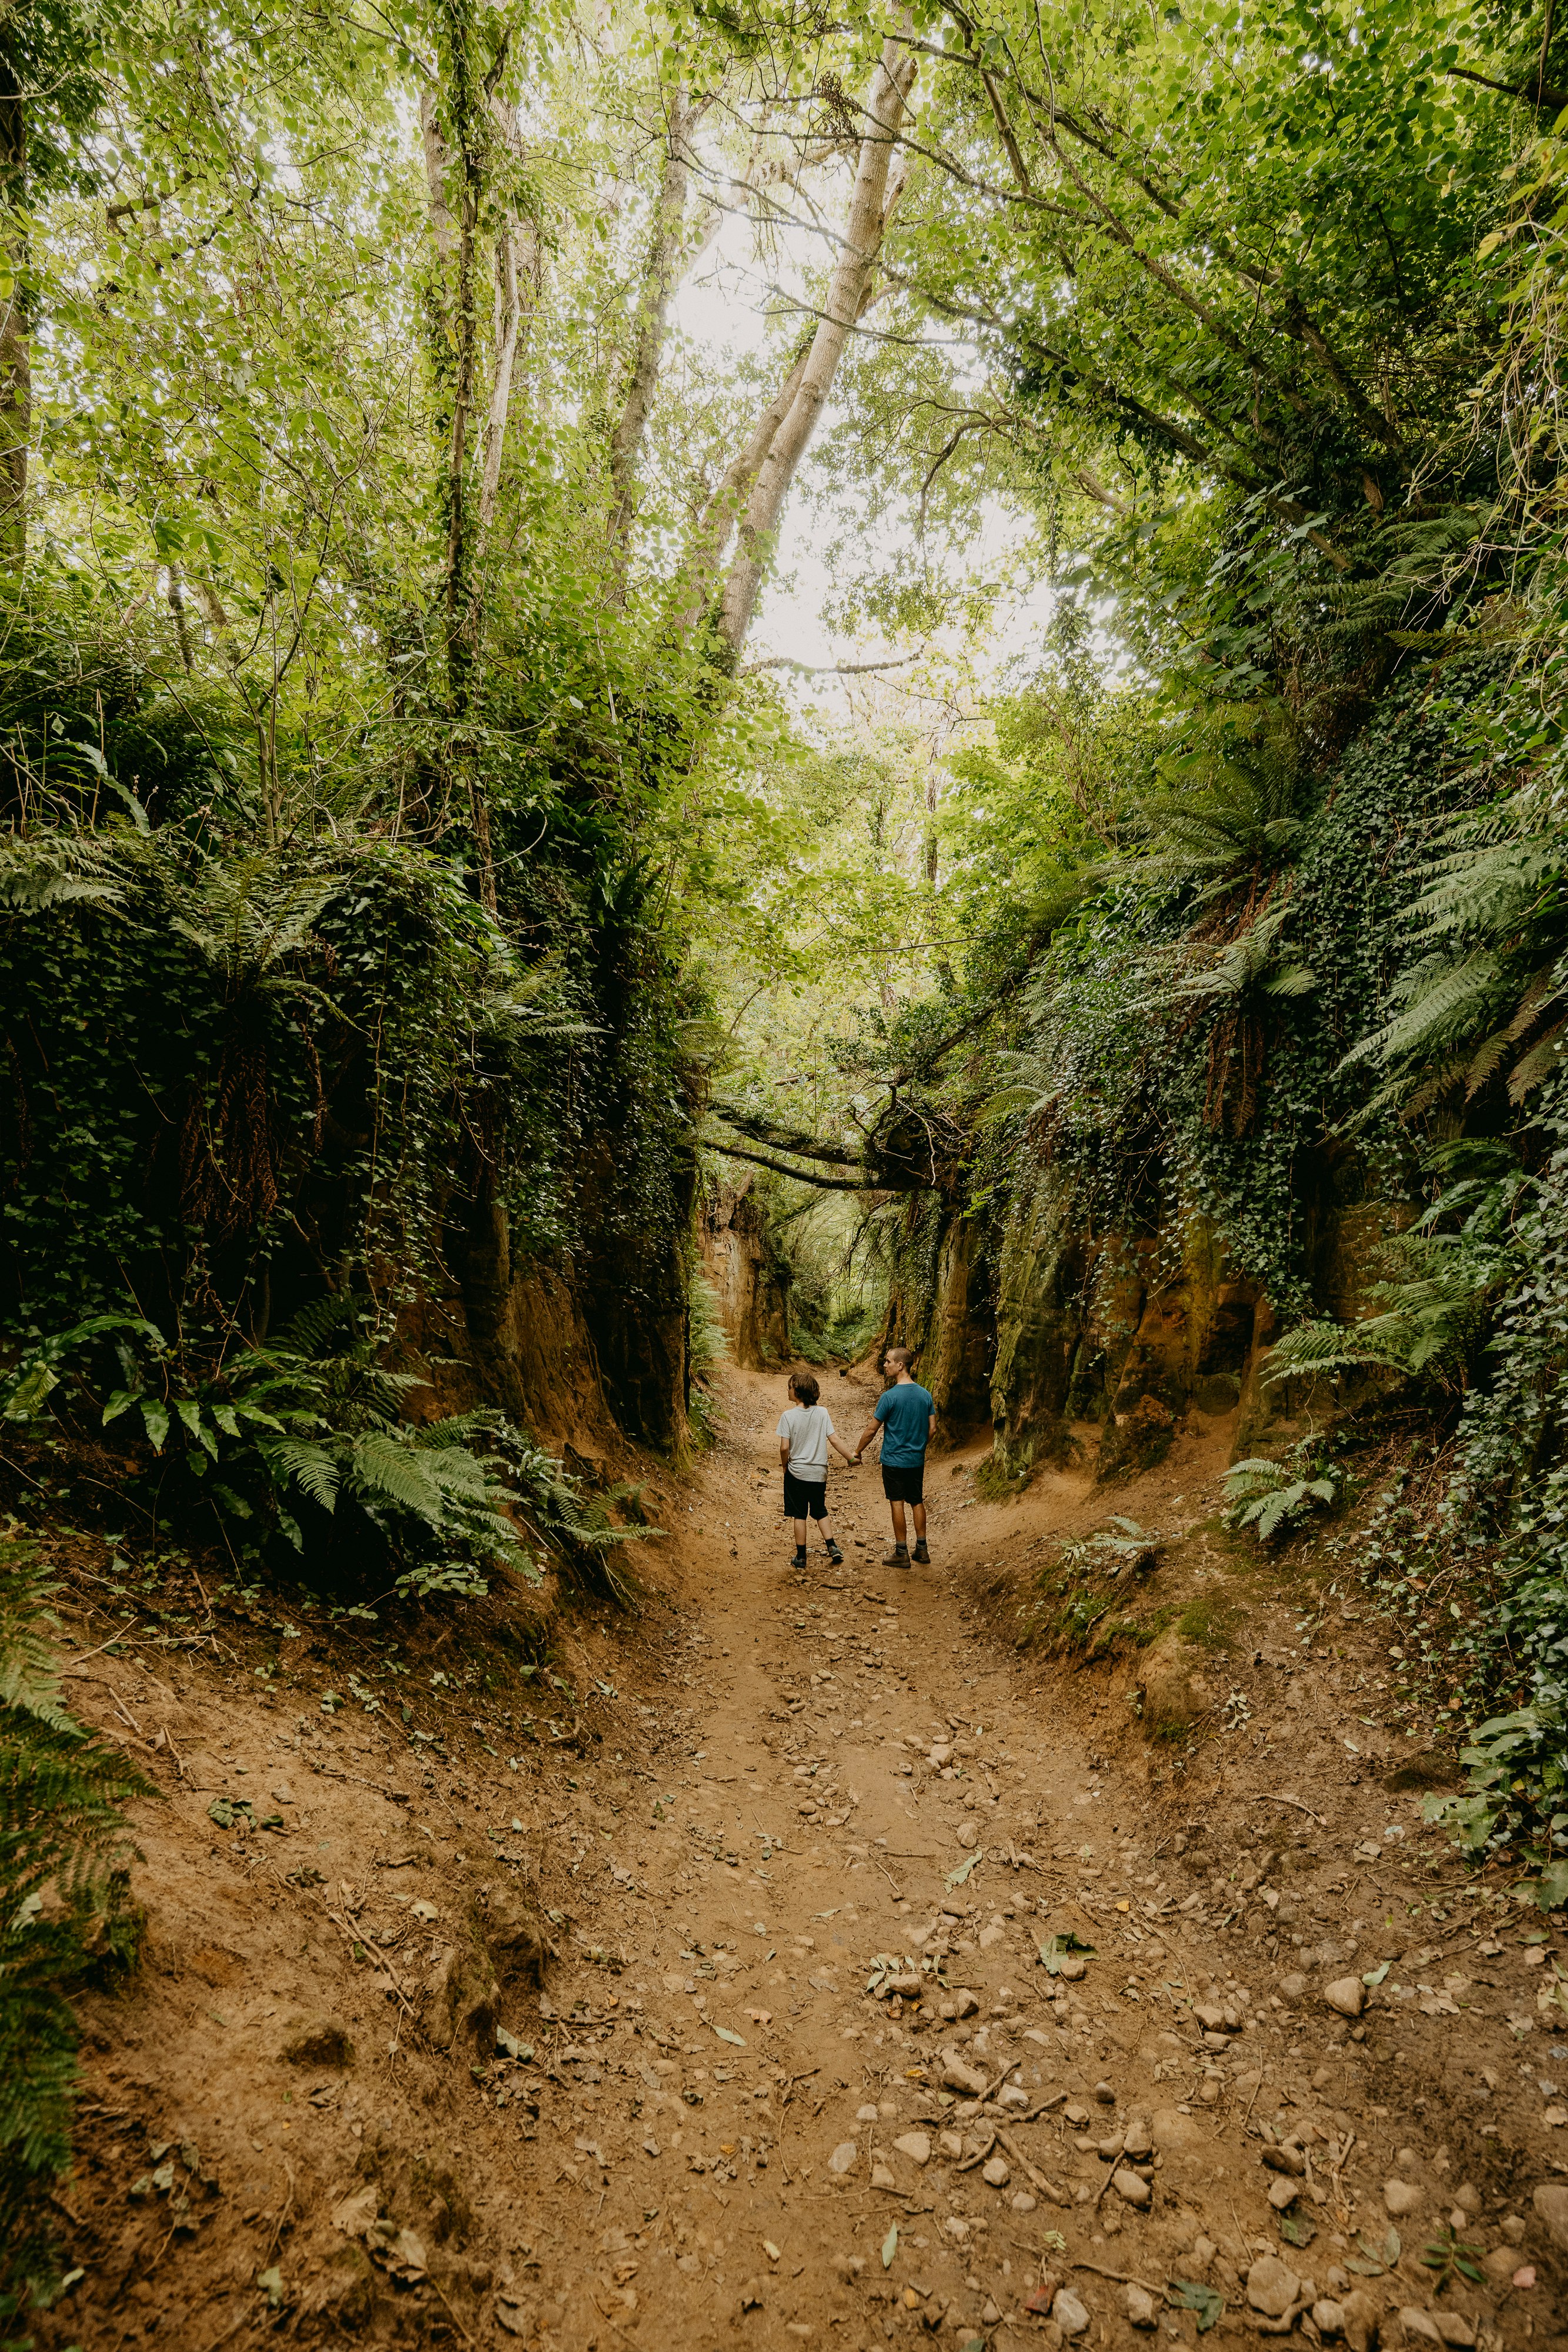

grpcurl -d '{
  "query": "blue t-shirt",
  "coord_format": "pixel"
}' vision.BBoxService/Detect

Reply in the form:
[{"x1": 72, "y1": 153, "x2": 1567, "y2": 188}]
[{"x1": 875, "y1": 1381, "x2": 934, "y2": 1468}]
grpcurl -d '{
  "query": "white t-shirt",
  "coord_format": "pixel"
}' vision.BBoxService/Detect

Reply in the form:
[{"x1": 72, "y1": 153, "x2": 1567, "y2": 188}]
[{"x1": 777, "y1": 1404, "x2": 834, "y2": 1482}]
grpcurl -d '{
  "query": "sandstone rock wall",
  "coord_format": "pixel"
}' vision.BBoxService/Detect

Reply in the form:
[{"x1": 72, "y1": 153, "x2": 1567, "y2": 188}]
[
  {"x1": 697, "y1": 1179, "x2": 793, "y2": 1369},
  {"x1": 979, "y1": 1160, "x2": 1409, "y2": 1482}
]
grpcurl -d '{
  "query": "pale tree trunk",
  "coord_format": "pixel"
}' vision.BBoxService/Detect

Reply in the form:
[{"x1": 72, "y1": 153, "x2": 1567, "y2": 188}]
[
  {"x1": 673, "y1": 261, "x2": 902, "y2": 642},
  {"x1": 714, "y1": 33, "x2": 917, "y2": 659},
  {"x1": 478, "y1": 214, "x2": 540, "y2": 544},
  {"x1": 673, "y1": 333, "x2": 813, "y2": 639},
  {"x1": 478, "y1": 92, "x2": 541, "y2": 551},
  {"x1": 0, "y1": 36, "x2": 28, "y2": 571},
  {"x1": 420, "y1": 83, "x2": 457, "y2": 278},
  {"x1": 608, "y1": 89, "x2": 708, "y2": 547}
]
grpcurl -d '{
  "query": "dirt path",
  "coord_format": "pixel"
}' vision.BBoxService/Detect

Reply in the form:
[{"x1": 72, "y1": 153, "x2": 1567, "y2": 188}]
[{"x1": 38, "y1": 1362, "x2": 1567, "y2": 2348}]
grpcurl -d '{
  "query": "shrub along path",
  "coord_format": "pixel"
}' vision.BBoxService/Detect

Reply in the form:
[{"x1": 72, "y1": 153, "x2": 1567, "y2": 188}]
[{"x1": 34, "y1": 1364, "x2": 1567, "y2": 2347}]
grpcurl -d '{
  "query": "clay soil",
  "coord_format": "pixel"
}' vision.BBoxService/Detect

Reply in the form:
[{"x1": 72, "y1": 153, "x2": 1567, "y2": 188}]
[{"x1": 26, "y1": 1361, "x2": 1568, "y2": 2349}]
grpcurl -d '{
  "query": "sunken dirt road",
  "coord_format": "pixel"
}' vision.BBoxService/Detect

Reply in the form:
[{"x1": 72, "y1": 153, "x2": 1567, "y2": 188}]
[{"x1": 35, "y1": 1361, "x2": 1568, "y2": 2350}]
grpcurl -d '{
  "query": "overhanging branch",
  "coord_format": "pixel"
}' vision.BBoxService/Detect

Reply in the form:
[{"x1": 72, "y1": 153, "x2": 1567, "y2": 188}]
[
  {"x1": 708, "y1": 1139, "x2": 875, "y2": 1192},
  {"x1": 710, "y1": 1104, "x2": 865, "y2": 1165}
]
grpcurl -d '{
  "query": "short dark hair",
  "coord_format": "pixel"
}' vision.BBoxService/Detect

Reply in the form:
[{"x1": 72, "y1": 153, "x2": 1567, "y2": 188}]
[
  {"x1": 885, "y1": 1346, "x2": 912, "y2": 1372},
  {"x1": 790, "y1": 1371, "x2": 820, "y2": 1406}
]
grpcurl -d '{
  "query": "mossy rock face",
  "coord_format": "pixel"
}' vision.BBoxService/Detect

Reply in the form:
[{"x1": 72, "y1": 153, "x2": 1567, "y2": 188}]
[
  {"x1": 989, "y1": 1167, "x2": 1089, "y2": 1473},
  {"x1": 922, "y1": 1210, "x2": 997, "y2": 1438},
  {"x1": 698, "y1": 1180, "x2": 793, "y2": 1369},
  {"x1": 1175, "y1": 1595, "x2": 1245, "y2": 1650}
]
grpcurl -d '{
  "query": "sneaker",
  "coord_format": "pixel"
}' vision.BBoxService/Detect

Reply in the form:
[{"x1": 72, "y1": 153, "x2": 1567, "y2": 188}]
[
  {"x1": 791, "y1": 1545, "x2": 807, "y2": 1569},
  {"x1": 912, "y1": 1539, "x2": 930, "y2": 1564},
  {"x1": 884, "y1": 1544, "x2": 910, "y2": 1567},
  {"x1": 825, "y1": 1540, "x2": 844, "y2": 1565}
]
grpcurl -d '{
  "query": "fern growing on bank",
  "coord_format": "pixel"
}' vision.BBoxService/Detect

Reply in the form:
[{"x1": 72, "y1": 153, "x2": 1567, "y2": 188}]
[
  {"x1": 0, "y1": 1546, "x2": 149, "y2": 2332},
  {"x1": 1224, "y1": 1450, "x2": 1341, "y2": 1544},
  {"x1": 1263, "y1": 1151, "x2": 1536, "y2": 1395},
  {"x1": 4, "y1": 1298, "x2": 644, "y2": 1608}
]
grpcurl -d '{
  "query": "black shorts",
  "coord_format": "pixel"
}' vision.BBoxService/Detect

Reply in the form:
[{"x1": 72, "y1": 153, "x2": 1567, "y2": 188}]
[
  {"x1": 783, "y1": 1472, "x2": 828, "y2": 1520},
  {"x1": 882, "y1": 1463, "x2": 925, "y2": 1505}
]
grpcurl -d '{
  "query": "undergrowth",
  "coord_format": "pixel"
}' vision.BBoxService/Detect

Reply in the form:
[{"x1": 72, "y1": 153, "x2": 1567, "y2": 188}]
[
  {"x1": 0, "y1": 1544, "x2": 149, "y2": 2336},
  {"x1": 0, "y1": 1298, "x2": 641, "y2": 1611}
]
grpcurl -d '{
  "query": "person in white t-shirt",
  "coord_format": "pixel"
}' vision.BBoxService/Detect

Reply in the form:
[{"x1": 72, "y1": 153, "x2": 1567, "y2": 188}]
[{"x1": 776, "y1": 1369, "x2": 857, "y2": 1570}]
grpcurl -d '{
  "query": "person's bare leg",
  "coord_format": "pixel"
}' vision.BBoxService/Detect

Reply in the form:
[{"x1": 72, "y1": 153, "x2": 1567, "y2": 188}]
[
  {"x1": 791, "y1": 1516, "x2": 807, "y2": 1550},
  {"x1": 912, "y1": 1504, "x2": 927, "y2": 1542},
  {"x1": 888, "y1": 1501, "x2": 908, "y2": 1554},
  {"x1": 817, "y1": 1512, "x2": 836, "y2": 1546}
]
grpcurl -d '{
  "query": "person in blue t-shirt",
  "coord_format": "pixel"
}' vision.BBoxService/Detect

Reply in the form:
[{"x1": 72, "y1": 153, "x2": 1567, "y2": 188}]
[{"x1": 852, "y1": 1345, "x2": 936, "y2": 1568}]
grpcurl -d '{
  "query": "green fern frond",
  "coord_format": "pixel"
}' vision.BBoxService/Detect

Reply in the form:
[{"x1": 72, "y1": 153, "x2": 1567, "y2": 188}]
[
  {"x1": 1465, "y1": 1027, "x2": 1513, "y2": 1097},
  {"x1": 0, "y1": 1555, "x2": 72, "y2": 1734},
  {"x1": 347, "y1": 1431, "x2": 444, "y2": 1523},
  {"x1": 260, "y1": 1438, "x2": 340, "y2": 1510},
  {"x1": 1509, "y1": 1017, "x2": 1567, "y2": 1100}
]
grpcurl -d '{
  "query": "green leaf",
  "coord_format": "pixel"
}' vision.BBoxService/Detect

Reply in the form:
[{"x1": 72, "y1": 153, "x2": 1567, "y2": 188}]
[
  {"x1": 1363, "y1": 1959, "x2": 1393, "y2": 1986},
  {"x1": 1385, "y1": 2228, "x2": 1401, "y2": 2265},
  {"x1": 1037, "y1": 1931, "x2": 1096, "y2": 1974},
  {"x1": 1525, "y1": 1859, "x2": 1568, "y2": 1910},
  {"x1": 2, "y1": 1360, "x2": 59, "y2": 1420},
  {"x1": 881, "y1": 2223, "x2": 898, "y2": 2270},
  {"x1": 1166, "y1": 2281, "x2": 1223, "y2": 2333},
  {"x1": 176, "y1": 1398, "x2": 218, "y2": 1456},
  {"x1": 1279, "y1": 2211, "x2": 1316, "y2": 2247},
  {"x1": 945, "y1": 1849, "x2": 982, "y2": 1890},
  {"x1": 140, "y1": 1397, "x2": 170, "y2": 1452},
  {"x1": 713, "y1": 2024, "x2": 745, "y2": 2047}
]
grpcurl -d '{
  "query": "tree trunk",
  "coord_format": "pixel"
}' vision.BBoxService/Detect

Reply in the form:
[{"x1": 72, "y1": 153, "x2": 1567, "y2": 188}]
[
  {"x1": 479, "y1": 212, "x2": 540, "y2": 544},
  {"x1": 672, "y1": 332, "x2": 814, "y2": 639},
  {"x1": 714, "y1": 33, "x2": 917, "y2": 659},
  {"x1": 422, "y1": 9, "x2": 496, "y2": 915},
  {"x1": 0, "y1": 31, "x2": 28, "y2": 571},
  {"x1": 608, "y1": 90, "x2": 706, "y2": 548}
]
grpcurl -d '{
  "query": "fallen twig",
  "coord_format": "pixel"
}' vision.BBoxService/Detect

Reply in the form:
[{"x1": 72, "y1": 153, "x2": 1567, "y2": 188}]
[
  {"x1": 427, "y1": 2274, "x2": 480, "y2": 2346},
  {"x1": 994, "y1": 2127, "x2": 1065, "y2": 2202},
  {"x1": 1251, "y1": 1792, "x2": 1325, "y2": 1825},
  {"x1": 61, "y1": 1624, "x2": 145, "y2": 1671},
  {"x1": 263, "y1": 2163, "x2": 295, "y2": 2267},
  {"x1": 1071, "y1": 2259, "x2": 1162, "y2": 2294}
]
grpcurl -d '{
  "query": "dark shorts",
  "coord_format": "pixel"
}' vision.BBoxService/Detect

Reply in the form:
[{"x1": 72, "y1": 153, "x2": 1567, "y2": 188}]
[
  {"x1": 783, "y1": 1471, "x2": 828, "y2": 1520},
  {"x1": 882, "y1": 1463, "x2": 925, "y2": 1505}
]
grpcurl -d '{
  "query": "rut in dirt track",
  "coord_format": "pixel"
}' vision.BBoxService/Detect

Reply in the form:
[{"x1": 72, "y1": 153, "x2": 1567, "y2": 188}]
[
  {"x1": 39, "y1": 1359, "x2": 1562, "y2": 2351},
  {"x1": 477, "y1": 1364, "x2": 1549, "y2": 2352}
]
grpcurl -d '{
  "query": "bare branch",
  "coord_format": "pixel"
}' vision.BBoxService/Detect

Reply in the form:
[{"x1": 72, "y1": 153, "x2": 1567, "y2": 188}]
[{"x1": 744, "y1": 652, "x2": 922, "y2": 676}]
